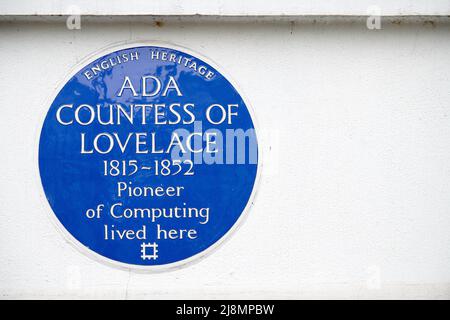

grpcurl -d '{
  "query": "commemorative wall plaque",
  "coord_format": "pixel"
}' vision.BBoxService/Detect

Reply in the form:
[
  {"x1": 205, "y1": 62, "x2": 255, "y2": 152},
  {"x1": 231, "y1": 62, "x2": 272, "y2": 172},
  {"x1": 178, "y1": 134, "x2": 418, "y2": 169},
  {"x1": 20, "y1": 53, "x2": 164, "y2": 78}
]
[{"x1": 38, "y1": 43, "x2": 259, "y2": 269}]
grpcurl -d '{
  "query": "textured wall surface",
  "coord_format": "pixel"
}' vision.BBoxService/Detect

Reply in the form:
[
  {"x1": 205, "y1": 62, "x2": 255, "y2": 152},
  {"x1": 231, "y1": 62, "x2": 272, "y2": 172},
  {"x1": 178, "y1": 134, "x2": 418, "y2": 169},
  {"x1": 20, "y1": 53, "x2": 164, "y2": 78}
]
[
  {"x1": 0, "y1": 17, "x2": 450, "y2": 299},
  {"x1": 2, "y1": 0, "x2": 450, "y2": 16}
]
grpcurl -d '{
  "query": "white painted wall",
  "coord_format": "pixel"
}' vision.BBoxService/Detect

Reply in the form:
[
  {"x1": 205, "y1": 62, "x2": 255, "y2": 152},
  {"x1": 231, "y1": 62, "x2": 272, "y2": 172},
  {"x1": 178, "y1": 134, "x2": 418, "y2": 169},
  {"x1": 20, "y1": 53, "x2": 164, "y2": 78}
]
[
  {"x1": 2, "y1": 0, "x2": 450, "y2": 16},
  {"x1": 0, "y1": 16, "x2": 450, "y2": 299}
]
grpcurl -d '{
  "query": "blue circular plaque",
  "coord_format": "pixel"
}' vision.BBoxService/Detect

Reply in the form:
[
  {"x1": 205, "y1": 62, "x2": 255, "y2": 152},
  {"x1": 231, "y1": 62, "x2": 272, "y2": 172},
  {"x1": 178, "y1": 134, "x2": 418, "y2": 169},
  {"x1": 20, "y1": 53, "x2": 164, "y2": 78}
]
[{"x1": 38, "y1": 43, "x2": 259, "y2": 269}]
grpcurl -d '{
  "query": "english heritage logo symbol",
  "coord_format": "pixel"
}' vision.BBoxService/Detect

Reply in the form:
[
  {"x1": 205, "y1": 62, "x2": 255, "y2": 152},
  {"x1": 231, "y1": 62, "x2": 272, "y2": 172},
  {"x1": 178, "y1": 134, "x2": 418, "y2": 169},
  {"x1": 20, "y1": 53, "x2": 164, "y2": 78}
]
[{"x1": 39, "y1": 43, "x2": 259, "y2": 270}]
